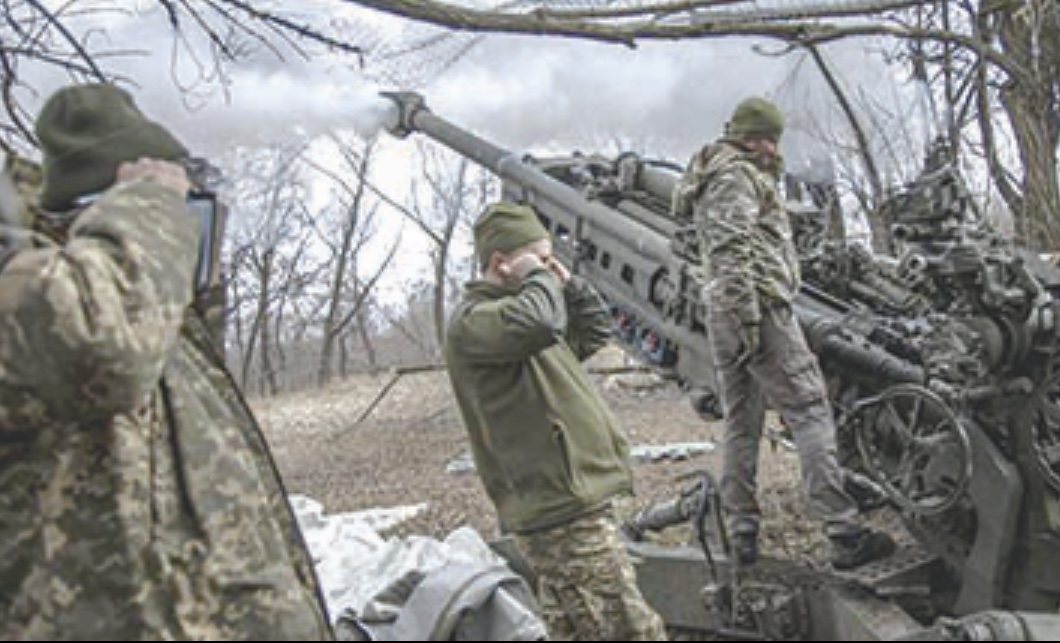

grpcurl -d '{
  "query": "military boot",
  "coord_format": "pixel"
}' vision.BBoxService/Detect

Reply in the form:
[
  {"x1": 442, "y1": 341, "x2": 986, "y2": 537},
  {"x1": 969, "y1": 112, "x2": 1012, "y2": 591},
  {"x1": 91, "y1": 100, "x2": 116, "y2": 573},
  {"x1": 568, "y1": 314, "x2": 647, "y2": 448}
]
[
  {"x1": 830, "y1": 528, "x2": 896, "y2": 570},
  {"x1": 843, "y1": 471, "x2": 889, "y2": 513}
]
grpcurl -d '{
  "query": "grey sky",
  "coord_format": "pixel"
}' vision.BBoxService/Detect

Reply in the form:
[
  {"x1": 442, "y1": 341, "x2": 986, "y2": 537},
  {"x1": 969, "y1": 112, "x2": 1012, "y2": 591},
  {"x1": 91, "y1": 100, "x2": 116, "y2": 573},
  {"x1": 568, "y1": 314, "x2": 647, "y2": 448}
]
[{"x1": 20, "y1": 2, "x2": 926, "y2": 179}]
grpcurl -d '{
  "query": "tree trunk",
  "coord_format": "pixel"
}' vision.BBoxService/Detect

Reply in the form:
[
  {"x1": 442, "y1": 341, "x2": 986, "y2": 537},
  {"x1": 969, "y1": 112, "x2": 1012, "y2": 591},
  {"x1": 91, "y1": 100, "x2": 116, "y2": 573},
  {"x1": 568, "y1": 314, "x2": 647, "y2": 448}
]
[{"x1": 995, "y1": 5, "x2": 1060, "y2": 251}]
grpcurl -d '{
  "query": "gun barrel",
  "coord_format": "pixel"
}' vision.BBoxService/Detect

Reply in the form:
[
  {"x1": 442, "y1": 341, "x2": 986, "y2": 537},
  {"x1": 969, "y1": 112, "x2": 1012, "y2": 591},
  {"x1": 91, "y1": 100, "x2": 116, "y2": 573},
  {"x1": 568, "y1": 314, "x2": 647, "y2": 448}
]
[
  {"x1": 796, "y1": 302, "x2": 925, "y2": 384},
  {"x1": 381, "y1": 89, "x2": 927, "y2": 399},
  {"x1": 380, "y1": 94, "x2": 1060, "y2": 635},
  {"x1": 380, "y1": 91, "x2": 673, "y2": 266}
]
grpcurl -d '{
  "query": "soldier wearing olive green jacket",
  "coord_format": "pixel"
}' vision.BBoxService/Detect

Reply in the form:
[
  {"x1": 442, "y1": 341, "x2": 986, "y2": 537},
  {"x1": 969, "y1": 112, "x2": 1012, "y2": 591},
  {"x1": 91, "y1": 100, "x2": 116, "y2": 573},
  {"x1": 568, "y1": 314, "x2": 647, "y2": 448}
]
[
  {"x1": 444, "y1": 201, "x2": 667, "y2": 641},
  {"x1": 0, "y1": 83, "x2": 332, "y2": 641}
]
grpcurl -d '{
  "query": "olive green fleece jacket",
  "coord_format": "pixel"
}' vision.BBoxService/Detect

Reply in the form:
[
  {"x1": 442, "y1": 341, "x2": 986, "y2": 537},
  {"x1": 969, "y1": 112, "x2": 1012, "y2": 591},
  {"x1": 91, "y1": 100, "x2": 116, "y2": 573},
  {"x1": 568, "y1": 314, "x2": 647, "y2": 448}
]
[{"x1": 444, "y1": 269, "x2": 634, "y2": 534}]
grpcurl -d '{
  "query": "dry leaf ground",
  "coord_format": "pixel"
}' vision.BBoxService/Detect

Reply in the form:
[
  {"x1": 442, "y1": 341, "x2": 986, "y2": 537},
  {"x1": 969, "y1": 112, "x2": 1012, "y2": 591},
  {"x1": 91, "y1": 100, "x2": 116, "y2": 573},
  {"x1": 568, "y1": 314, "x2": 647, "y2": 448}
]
[{"x1": 253, "y1": 345, "x2": 880, "y2": 569}]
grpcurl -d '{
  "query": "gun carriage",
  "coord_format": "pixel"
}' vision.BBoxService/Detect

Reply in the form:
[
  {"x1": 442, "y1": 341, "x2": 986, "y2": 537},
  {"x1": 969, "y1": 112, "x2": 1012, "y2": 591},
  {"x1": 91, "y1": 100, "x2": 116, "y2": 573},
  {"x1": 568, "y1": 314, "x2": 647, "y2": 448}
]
[{"x1": 383, "y1": 91, "x2": 1060, "y2": 640}]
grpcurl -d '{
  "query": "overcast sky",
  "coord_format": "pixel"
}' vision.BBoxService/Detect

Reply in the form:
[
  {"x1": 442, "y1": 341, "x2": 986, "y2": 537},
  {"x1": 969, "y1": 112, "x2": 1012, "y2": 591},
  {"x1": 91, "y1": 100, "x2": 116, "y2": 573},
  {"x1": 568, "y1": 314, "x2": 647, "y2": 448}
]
[{"x1": 21, "y1": 2, "x2": 928, "y2": 181}]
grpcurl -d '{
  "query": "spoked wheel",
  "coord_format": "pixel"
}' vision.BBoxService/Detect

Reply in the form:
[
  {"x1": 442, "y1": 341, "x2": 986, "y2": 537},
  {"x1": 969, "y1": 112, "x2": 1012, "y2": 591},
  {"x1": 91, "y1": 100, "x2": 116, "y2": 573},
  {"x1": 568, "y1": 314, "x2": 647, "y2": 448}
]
[
  {"x1": 1030, "y1": 354, "x2": 1060, "y2": 493},
  {"x1": 849, "y1": 384, "x2": 971, "y2": 516}
]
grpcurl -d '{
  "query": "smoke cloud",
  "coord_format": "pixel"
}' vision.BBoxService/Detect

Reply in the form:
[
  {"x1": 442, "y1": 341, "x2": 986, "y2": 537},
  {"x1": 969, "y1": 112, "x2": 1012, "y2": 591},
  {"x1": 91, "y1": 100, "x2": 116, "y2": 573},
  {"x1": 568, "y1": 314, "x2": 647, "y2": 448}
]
[
  {"x1": 19, "y1": 3, "x2": 925, "y2": 189},
  {"x1": 21, "y1": 3, "x2": 397, "y2": 159},
  {"x1": 423, "y1": 34, "x2": 924, "y2": 179}
]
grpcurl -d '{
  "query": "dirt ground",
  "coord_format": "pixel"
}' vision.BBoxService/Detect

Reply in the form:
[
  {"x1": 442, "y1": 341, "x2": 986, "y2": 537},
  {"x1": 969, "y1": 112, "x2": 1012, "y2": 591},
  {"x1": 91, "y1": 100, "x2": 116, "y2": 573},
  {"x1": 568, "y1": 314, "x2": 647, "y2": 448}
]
[{"x1": 253, "y1": 345, "x2": 875, "y2": 569}]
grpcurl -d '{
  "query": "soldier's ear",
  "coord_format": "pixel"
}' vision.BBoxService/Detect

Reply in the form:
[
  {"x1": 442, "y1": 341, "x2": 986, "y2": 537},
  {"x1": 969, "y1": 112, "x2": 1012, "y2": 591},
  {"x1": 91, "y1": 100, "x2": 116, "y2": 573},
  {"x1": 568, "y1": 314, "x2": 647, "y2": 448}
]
[
  {"x1": 481, "y1": 250, "x2": 502, "y2": 276},
  {"x1": 492, "y1": 252, "x2": 512, "y2": 277}
]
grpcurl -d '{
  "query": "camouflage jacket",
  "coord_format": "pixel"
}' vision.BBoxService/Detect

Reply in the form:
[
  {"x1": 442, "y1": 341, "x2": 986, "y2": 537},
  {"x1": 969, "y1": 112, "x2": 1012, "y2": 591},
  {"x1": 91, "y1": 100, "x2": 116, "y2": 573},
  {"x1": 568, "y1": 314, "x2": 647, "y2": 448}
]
[
  {"x1": 0, "y1": 180, "x2": 333, "y2": 640},
  {"x1": 443, "y1": 270, "x2": 633, "y2": 534},
  {"x1": 678, "y1": 140, "x2": 799, "y2": 326}
]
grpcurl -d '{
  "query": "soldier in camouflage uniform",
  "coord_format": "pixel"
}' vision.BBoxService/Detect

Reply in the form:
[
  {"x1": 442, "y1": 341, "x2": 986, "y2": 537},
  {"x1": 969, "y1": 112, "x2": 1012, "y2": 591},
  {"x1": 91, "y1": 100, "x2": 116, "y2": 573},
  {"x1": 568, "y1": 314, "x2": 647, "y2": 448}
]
[
  {"x1": 0, "y1": 83, "x2": 333, "y2": 640},
  {"x1": 674, "y1": 97, "x2": 896, "y2": 571},
  {"x1": 444, "y1": 201, "x2": 667, "y2": 640}
]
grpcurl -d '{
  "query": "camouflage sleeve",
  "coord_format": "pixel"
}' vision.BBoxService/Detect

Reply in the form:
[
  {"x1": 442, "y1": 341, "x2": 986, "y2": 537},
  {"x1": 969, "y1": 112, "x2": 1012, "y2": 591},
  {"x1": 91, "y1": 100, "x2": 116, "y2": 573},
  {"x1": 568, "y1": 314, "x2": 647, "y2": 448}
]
[
  {"x1": 562, "y1": 275, "x2": 613, "y2": 361},
  {"x1": 0, "y1": 179, "x2": 198, "y2": 427},
  {"x1": 671, "y1": 173, "x2": 697, "y2": 222},
  {"x1": 672, "y1": 148, "x2": 709, "y2": 222},
  {"x1": 695, "y1": 164, "x2": 762, "y2": 326},
  {"x1": 447, "y1": 268, "x2": 566, "y2": 364}
]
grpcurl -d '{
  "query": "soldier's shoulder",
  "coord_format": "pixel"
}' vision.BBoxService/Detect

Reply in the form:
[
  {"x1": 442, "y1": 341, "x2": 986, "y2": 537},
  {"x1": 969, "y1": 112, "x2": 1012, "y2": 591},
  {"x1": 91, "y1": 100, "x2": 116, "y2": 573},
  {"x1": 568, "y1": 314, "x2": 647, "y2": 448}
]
[{"x1": 693, "y1": 142, "x2": 751, "y2": 176}]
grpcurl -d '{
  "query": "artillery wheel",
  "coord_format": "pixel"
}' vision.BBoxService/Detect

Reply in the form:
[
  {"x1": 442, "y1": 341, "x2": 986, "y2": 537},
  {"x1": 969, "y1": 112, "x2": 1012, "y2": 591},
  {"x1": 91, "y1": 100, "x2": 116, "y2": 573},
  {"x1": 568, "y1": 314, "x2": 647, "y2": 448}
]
[
  {"x1": 1030, "y1": 355, "x2": 1060, "y2": 493},
  {"x1": 850, "y1": 384, "x2": 971, "y2": 516}
]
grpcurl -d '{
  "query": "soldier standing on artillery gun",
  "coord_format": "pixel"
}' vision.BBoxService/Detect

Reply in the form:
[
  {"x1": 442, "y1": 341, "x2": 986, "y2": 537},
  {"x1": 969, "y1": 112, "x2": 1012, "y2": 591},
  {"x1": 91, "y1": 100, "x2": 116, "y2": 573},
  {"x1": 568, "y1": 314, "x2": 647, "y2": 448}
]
[{"x1": 673, "y1": 96, "x2": 896, "y2": 570}]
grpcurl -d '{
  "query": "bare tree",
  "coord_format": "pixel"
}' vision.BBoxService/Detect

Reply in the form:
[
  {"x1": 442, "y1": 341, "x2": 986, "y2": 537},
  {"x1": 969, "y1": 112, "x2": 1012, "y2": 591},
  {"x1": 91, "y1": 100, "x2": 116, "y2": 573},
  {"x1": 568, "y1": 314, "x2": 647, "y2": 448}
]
[
  {"x1": 350, "y1": 304, "x2": 380, "y2": 372},
  {"x1": 376, "y1": 284, "x2": 448, "y2": 361},
  {"x1": 407, "y1": 141, "x2": 495, "y2": 349},
  {"x1": 981, "y1": 4, "x2": 1060, "y2": 249},
  {"x1": 8, "y1": 1, "x2": 1058, "y2": 250},
  {"x1": 267, "y1": 3, "x2": 1051, "y2": 257},
  {"x1": 303, "y1": 135, "x2": 400, "y2": 385},
  {"x1": 1, "y1": 0, "x2": 365, "y2": 154},
  {"x1": 7, "y1": 1, "x2": 1059, "y2": 266},
  {"x1": 225, "y1": 144, "x2": 318, "y2": 394},
  {"x1": 306, "y1": 138, "x2": 494, "y2": 359},
  {"x1": 336, "y1": 0, "x2": 1060, "y2": 249}
]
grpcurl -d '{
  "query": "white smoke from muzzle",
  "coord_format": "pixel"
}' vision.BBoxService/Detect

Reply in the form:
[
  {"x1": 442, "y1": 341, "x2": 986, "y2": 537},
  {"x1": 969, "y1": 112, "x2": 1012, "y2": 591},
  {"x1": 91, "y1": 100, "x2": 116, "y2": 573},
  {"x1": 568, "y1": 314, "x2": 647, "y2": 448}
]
[
  {"x1": 18, "y1": 2, "x2": 923, "y2": 189},
  {"x1": 21, "y1": 3, "x2": 395, "y2": 159},
  {"x1": 157, "y1": 72, "x2": 395, "y2": 157},
  {"x1": 421, "y1": 33, "x2": 922, "y2": 180},
  {"x1": 426, "y1": 36, "x2": 784, "y2": 159}
]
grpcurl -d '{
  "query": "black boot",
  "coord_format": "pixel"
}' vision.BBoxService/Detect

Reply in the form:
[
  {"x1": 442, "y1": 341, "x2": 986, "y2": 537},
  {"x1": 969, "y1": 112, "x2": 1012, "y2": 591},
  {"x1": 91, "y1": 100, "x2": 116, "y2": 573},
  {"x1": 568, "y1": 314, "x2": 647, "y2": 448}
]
[
  {"x1": 843, "y1": 471, "x2": 889, "y2": 513},
  {"x1": 831, "y1": 529, "x2": 896, "y2": 570}
]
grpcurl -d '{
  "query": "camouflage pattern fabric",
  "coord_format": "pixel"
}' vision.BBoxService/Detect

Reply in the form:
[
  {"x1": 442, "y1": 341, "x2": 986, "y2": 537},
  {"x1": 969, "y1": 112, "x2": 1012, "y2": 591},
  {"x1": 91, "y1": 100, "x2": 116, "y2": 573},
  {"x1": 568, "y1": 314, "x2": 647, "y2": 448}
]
[
  {"x1": 513, "y1": 510, "x2": 668, "y2": 641},
  {"x1": 687, "y1": 141, "x2": 799, "y2": 327},
  {"x1": 0, "y1": 179, "x2": 333, "y2": 640},
  {"x1": 686, "y1": 140, "x2": 862, "y2": 541},
  {"x1": 1, "y1": 153, "x2": 42, "y2": 229}
]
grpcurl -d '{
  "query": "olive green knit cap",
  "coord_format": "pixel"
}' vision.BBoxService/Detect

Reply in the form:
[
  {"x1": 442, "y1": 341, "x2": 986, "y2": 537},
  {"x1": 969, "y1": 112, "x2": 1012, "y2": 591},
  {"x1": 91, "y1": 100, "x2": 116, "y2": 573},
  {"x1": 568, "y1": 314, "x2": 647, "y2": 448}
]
[
  {"x1": 34, "y1": 83, "x2": 189, "y2": 211},
  {"x1": 473, "y1": 201, "x2": 550, "y2": 265},
  {"x1": 726, "y1": 97, "x2": 784, "y2": 142}
]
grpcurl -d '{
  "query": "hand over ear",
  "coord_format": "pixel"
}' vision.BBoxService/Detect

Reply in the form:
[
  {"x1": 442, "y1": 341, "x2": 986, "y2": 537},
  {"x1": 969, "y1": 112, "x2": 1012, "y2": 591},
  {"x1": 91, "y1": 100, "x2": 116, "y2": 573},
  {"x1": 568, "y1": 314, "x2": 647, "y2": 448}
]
[{"x1": 506, "y1": 254, "x2": 545, "y2": 281}]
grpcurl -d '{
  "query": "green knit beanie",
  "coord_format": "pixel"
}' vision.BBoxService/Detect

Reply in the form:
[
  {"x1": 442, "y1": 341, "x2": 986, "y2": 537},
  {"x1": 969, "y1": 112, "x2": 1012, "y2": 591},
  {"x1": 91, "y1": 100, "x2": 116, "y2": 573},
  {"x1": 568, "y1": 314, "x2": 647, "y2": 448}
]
[
  {"x1": 473, "y1": 201, "x2": 550, "y2": 265},
  {"x1": 34, "y1": 83, "x2": 189, "y2": 211},
  {"x1": 727, "y1": 97, "x2": 784, "y2": 142}
]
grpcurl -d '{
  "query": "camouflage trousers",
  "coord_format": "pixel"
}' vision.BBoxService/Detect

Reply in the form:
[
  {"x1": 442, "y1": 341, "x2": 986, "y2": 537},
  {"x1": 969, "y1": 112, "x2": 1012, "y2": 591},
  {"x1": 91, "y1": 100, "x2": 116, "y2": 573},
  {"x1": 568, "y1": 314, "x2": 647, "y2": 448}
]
[
  {"x1": 708, "y1": 301, "x2": 861, "y2": 540},
  {"x1": 513, "y1": 509, "x2": 668, "y2": 641}
]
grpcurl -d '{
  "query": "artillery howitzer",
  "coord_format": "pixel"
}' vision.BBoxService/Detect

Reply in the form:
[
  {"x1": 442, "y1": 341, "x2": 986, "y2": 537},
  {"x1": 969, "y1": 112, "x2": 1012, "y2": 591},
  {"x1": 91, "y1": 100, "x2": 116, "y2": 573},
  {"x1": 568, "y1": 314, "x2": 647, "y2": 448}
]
[{"x1": 382, "y1": 91, "x2": 1060, "y2": 640}]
